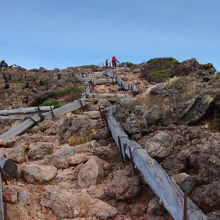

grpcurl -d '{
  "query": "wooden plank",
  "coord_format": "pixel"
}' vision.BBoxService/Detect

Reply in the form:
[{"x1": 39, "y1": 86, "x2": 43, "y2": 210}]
[
  {"x1": 0, "y1": 175, "x2": 4, "y2": 220},
  {"x1": 0, "y1": 115, "x2": 27, "y2": 120},
  {"x1": 88, "y1": 93, "x2": 132, "y2": 102},
  {"x1": 106, "y1": 106, "x2": 207, "y2": 220},
  {"x1": 0, "y1": 106, "x2": 54, "y2": 115}
]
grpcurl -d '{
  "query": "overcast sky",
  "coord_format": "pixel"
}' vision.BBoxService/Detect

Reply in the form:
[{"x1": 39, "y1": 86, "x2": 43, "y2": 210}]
[{"x1": 0, "y1": 0, "x2": 219, "y2": 70}]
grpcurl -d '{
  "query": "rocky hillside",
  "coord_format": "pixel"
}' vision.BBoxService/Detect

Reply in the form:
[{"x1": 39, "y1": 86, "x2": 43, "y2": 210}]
[{"x1": 0, "y1": 58, "x2": 220, "y2": 220}]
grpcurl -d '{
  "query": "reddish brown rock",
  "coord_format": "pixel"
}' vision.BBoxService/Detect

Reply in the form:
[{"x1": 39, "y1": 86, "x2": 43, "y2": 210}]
[
  {"x1": 7, "y1": 204, "x2": 30, "y2": 220},
  {"x1": 106, "y1": 165, "x2": 142, "y2": 200},
  {"x1": 78, "y1": 156, "x2": 105, "y2": 188}
]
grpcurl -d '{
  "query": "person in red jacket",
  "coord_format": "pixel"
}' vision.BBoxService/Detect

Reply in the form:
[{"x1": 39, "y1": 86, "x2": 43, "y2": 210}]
[{"x1": 112, "y1": 56, "x2": 119, "y2": 69}]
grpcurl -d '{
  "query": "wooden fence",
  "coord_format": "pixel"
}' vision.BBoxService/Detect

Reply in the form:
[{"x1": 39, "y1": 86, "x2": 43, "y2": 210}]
[
  {"x1": 106, "y1": 105, "x2": 207, "y2": 220},
  {"x1": 104, "y1": 71, "x2": 139, "y2": 94},
  {"x1": 0, "y1": 75, "x2": 92, "y2": 140}
]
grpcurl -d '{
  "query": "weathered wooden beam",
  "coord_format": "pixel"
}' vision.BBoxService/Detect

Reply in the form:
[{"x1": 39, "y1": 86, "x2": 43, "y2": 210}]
[
  {"x1": 0, "y1": 175, "x2": 4, "y2": 220},
  {"x1": 0, "y1": 115, "x2": 27, "y2": 120},
  {"x1": 88, "y1": 93, "x2": 132, "y2": 102},
  {"x1": 105, "y1": 105, "x2": 207, "y2": 220},
  {"x1": 0, "y1": 106, "x2": 54, "y2": 116}
]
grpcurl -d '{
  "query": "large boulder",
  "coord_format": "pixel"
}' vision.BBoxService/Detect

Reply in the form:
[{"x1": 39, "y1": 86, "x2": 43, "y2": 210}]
[
  {"x1": 163, "y1": 95, "x2": 214, "y2": 125},
  {"x1": 170, "y1": 58, "x2": 216, "y2": 80},
  {"x1": 41, "y1": 186, "x2": 117, "y2": 219},
  {"x1": 192, "y1": 181, "x2": 220, "y2": 213},
  {"x1": 21, "y1": 163, "x2": 57, "y2": 183}
]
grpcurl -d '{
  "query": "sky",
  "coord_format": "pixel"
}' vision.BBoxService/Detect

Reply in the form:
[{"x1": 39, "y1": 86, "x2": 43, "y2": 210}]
[{"x1": 0, "y1": 0, "x2": 219, "y2": 70}]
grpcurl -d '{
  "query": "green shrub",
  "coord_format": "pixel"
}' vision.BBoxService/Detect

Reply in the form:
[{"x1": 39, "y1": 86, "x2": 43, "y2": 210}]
[
  {"x1": 147, "y1": 58, "x2": 161, "y2": 63},
  {"x1": 149, "y1": 69, "x2": 169, "y2": 80},
  {"x1": 52, "y1": 86, "x2": 83, "y2": 97},
  {"x1": 165, "y1": 59, "x2": 179, "y2": 66},
  {"x1": 40, "y1": 78, "x2": 49, "y2": 84},
  {"x1": 40, "y1": 100, "x2": 61, "y2": 109},
  {"x1": 11, "y1": 79, "x2": 27, "y2": 84},
  {"x1": 147, "y1": 57, "x2": 179, "y2": 65}
]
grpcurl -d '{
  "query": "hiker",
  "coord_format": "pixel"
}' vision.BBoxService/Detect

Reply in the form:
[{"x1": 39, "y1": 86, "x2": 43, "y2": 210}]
[
  {"x1": 112, "y1": 56, "x2": 119, "y2": 69},
  {"x1": 105, "y1": 58, "x2": 109, "y2": 67}
]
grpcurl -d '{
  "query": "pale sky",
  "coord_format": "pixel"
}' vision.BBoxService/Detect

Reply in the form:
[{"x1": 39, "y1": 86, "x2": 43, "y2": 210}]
[{"x1": 0, "y1": 0, "x2": 219, "y2": 70}]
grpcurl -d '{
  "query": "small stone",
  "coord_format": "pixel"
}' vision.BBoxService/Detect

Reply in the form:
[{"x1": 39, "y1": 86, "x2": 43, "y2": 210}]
[
  {"x1": 172, "y1": 173, "x2": 190, "y2": 184},
  {"x1": 67, "y1": 152, "x2": 91, "y2": 165},
  {"x1": 18, "y1": 190, "x2": 31, "y2": 205},
  {"x1": 180, "y1": 176, "x2": 197, "y2": 194},
  {"x1": 97, "y1": 99, "x2": 111, "y2": 108},
  {"x1": 28, "y1": 142, "x2": 53, "y2": 160},
  {"x1": 44, "y1": 153, "x2": 69, "y2": 169},
  {"x1": 56, "y1": 144, "x2": 75, "y2": 158},
  {"x1": 8, "y1": 145, "x2": 26, "y2": 163},
  {"x1": 3, "y1": 188, "x2": 18, "y2": 203},
  {"x1": 55, "y1": 167, "x2": 82, "y2": 183},
  {"x1": 83, "y1": 111, "x2": 101, "y2": 119},
  {"x1": 147, "y1": 197, "x2": 166, "y2": 216},
  {"x1": 144, "y1": 131, "x2": 173, "y2": 158}
]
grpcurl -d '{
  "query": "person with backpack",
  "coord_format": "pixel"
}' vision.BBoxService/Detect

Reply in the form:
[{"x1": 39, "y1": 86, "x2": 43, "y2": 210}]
[
  {"x1": 112, "y1": 56, "x2": 120, "y2": 69},
  {"x1": 105, "y1": 58, "x2": 109, "y2": 67}
]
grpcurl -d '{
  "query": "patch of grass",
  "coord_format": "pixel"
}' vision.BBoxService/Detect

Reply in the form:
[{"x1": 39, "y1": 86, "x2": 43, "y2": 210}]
[
  {"x1": 52, "y1": 86, "x2": 83, "y2": 97},
  {"x1": 186, "y1": 96, "x2": 197, "y2": 104},
  {"x1": 204, "y1": 95, "x2": 213, "y2": 103},
  {"x1": 40, "y1": 99, "x2": 61, "y2": 109},
  {"x1": 10, "y1": 79, "x2": 27, "y2": 84},
  {"x1": 40, "y1": 78, "x2": 49, "y2": 84},
  {"x1": 147, "y1": 57, "x2": 179, "y2": 65},
  {"x1": 216, "y1": 74, "x2": 220, "y2": 79},
  {"x1": 68, "y1": 135, "x2": 91, "y2": 146},
  {"x1": 147, "y1": 58, "x2": 161, "y2": 63},
  {"x1": 73, "y1": 109, "x2": 84, "y2": 115},
  {"x1": 149, "y1": 69, "x2": 170, "y2": 81},
  {"x1": 43, "y1": 178, "x2": 56, "y2": 185},
  {"x1": 165, "y1": 59, "x2": 179, "y2": 66}
]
